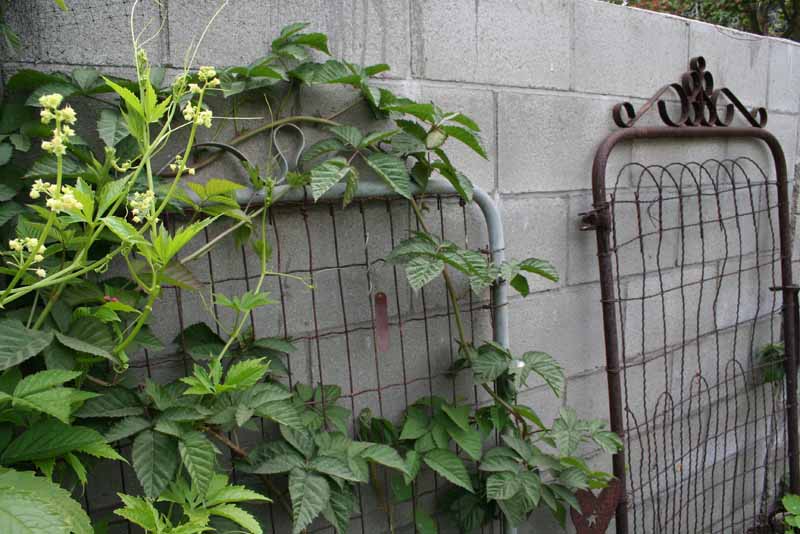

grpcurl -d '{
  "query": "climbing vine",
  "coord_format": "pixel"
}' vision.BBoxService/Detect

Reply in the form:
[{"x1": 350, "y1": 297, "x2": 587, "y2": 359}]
[{"x1": 0, "y1": 5, "x2": 620, "y2": 533}]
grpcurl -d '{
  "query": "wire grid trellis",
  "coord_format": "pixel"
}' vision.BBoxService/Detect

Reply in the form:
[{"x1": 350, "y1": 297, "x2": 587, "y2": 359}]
[
  {"x1": 602, "y1": 156, "x2": 789, "y2": 534},
  {"x1": 82, "y1": 192, "x2": 503, "y2": 534}
]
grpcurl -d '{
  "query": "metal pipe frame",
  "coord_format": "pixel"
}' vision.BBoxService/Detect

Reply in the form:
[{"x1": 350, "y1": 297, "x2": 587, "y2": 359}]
[{"x1": 591, "y1": 125, "x2": 799, "y2": 534}]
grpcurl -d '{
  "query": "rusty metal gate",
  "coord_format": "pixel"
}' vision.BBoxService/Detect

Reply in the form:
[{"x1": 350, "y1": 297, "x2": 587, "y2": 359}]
[{"x1": 583, "y1": 57, "x2": 800, "y2": 534}]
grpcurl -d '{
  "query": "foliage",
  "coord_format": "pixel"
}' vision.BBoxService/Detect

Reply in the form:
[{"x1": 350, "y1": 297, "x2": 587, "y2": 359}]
[
  {"x1": 609, "y1": 0, "x2": 800, "y2": 40},
  {"x1": 0, "y1": 7, "x2": 620, "y2": 534},
  {"x1": 785, "y1": 494, "x2": 800, "y2": 532}
]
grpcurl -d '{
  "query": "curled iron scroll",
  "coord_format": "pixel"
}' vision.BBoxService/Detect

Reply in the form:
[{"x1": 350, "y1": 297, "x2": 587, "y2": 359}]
[{"x1": 613, "y1": 56, "x2": 767, "y2": 129}]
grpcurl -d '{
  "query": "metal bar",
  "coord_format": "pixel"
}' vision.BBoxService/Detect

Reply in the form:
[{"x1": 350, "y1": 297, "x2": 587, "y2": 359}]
[{"x1": 591, "y1": 125, "x2": 799, "y2": 534}]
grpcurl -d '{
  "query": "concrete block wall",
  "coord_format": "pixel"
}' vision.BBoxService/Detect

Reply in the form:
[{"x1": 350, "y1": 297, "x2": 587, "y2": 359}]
[{"x1": 7, "y1": 0, "x2": 800, "y2": 532}]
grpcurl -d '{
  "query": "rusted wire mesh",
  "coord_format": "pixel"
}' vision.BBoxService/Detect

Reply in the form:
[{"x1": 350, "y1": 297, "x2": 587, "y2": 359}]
[
  {"x1": 82, "y1": 193, "x2": 501, "y2": 534},
  {"x1": 604, "y1": 156, "x2": 788, "y2": 533}
]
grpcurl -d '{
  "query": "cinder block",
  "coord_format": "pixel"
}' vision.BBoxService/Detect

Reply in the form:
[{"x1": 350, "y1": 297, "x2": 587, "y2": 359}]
[
  {"x1": 497, "y1": 91, "x2": 633, "y2": 193},
  {"x1": 7, "y1": 0, "x2": 164, "y2": 66},
  {"x1": 507, "y1": 284, "x2": 606, "y2": 377},
  {"x1": 689, "y1": 21, "x2": 770, "y2": 108},
  {"x1": 624, "y1": 264, "x2": 719, "y2": 357},
  {"x1": 769, "y1": 40, "x2": 800, "y2": 113},
  {"x1": 420, "y1": 84, "x2": 496, "y2": 193},
  {"x1": 572, "y1": 0, "x2": 689, "y2": 98},
  {"x1": 500, "y1": 195, "x2": 567, "y2": 293},
  {"x1": 412, "y1": 0, "x2": 572, "y2": 89}
]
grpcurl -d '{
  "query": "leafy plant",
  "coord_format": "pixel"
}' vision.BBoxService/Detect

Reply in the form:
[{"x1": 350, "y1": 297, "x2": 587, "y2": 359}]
[
  {"x1": 0, "y1": 6, "x2": 620, "y2": 534},
  {"x1": 785, "y1": 494, "x2": 800, "y2": 532}
]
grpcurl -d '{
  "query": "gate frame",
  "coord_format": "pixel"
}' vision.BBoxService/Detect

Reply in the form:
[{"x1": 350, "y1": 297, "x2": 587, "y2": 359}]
[{"x1": 584, "y1": 56, "x2": 800, "y2": 534}]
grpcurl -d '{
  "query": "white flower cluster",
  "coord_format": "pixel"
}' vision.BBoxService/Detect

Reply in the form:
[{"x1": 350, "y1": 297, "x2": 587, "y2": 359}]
[
  {"x1": 30, "y1": 179, "x2": 83, "y2": 213},
  {"x1": 38, "y1": 93, "x2": 77, "y2": 156},
  {"x1": 198, "y1": 66, "x2": 218, "y2": 83},
  {"x1": 8, "y1": 237, "x2": 46, "y2": 277},
  {"x1": 128, "y1": 190, "x2": 155, "y2": 224},
  {"x1": 182, "y1": 102, "x2": 213, "y2": 128}
]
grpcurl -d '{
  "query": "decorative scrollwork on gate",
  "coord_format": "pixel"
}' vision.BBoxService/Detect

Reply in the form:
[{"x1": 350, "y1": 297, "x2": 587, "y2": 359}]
[{"x1": 612, "y1": 56, "x2": 768, "y2": 129}]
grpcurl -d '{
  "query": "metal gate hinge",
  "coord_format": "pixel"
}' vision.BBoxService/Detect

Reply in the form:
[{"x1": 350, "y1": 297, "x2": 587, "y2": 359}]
[{"x1": 579, "y1": 204, "x2": 610, "y2": 231}]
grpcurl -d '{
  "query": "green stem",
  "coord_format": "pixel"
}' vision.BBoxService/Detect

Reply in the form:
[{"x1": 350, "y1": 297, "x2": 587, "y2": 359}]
[
  {"x1": 32, "y1": 284, "x2": 64, "y2": 330},
  {"x1": 113, "y1": 283, "x2": 159, "y2": 363},
  {"x1": 408, "y1": 197, "x2": 526, "y2": 432}
]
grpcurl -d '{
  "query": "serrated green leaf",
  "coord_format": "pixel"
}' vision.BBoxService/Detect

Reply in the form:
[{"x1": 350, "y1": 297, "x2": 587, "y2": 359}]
[
  {"x1": 75, "y1": 386, "x2": 143, "y2": 418},
  {"x1": 105, "y1": 416, "x2": 152, "y2": 442},
  {"x1": 289, "y1": 469, "x2": 331, "y2": 534},
  {"x1": 0, "y1": 320, "x2": 53, "y2": 371},
  {"x1": 179, "y1": 431, "x2": 216, "y2": 495},
  {"x1": 310, "y1": 157, "x2": 350, "y2": 201},
  {"x1": 322, "y1": 484, "x2": 355, "y2": 534},
  {"x1": 2, "y1": 421, "x2": 107, "y2": 464},
  {"x1": 97, "y1": 109, "x2": 129, "y2": 147},
  {"x1": 132, "y1": 430, "x2": 180, "y2": 498},
  {"x1": 487, "y1": 471, "x2": 522, "y2": 501},
  {"x1": 423, "y1": 448, "x2": 473, "y2": 493},
  {"x1": 210, "y1": 503, "x2": 262, "y2": 534},
  {"x1": 365, "y1": 152, "x2": 411, "y2": 199}
]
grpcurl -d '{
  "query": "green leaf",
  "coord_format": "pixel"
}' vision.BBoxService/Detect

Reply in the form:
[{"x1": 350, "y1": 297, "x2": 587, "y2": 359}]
[
  {"x1": 114, "y1": 494, "x2": 160, "y2": 532},
  {"x1": 360, "y1": 443, "x2": 408, "y2": 475},
  {"x1": 241, "y1": 441, "x2": 304, "y2": 475},
  {"x1": 310, "y1": 157, "x2": 350, "y2": 201},
  {"x1": 593, "y1": 430, "x2": 623, "y2": 454},
  {"x1": 224, "y1": 358, "x2": 269, "y2": 390},
  {"x1": 75, "y1": 386, "x2": 143, "y2": 418},
  {"x1": 55, "y1": 332, "x2": 114, "y2": 362},
  {"x1": 414, "y1": 510, "x2": 438, "y2": 534},
  {"x1": 479, "y1": 447, "x2": 521, "y2": 473},
  {"x1": 404, "y1": 256, "x2": 444, "y2": 290},
  {"x1": 518, "y1": 257, "x2": 559, "y2": 282},
  {"x1": 785, "y1": 494, "x2": 800, "y2": 515},
  {"x1": 210, "y1": 503, "x2": 262, "y2": 534},
  {"x1": 96, "y1": 109, "x2": 129, "y2": 147},
  {"x1": 101, "y1": 215, "x2": 148, "y2": 247},
  {"x1": 442, "y1": 403, "x2": 470, "y2": 431},
  {"x1": 309, "y1": 456, "x2": 363, "y2": 482},
  {"x1": 423, "y1": 448, "x2": 473, "y2": 493},
  {"x1": 289, "y1": 469, "x2": 331, "y2": 534},
  {"x1": 519, "y1": 471, "x2": 542, "y2": 505},
  {"x1": 400, "y1": 406, "x2": 429, "y2": 440},
  {"x1": 328, "y1": 125, "x2": 362, "y2": 148},
  {"x1": 440, "y1": 125, "x2": 487, "y2": 158},
  {"x1": 516, "y1": 351, "x2": 564, "y2": 396},
  {"x1": 1, "y1": 420, "x2": 107, "y2": 464},
  {"x1": 365, "y1": 152, "x2": 411, "y2": 199},
  {"x1": 13, "y1": 369, "x2": 80, "y2": 397},
  {"x1": 486, "y1": 471, "x2": 522, "y2": 501},
  {"x1": 472, "y1": 344, "x2": 509, "y2": 383},
  {"x1": 179, "y1": 431, "x2": 216, "y2": 495},
  {"x1": 103, "y1": 77, "x2": 143, "y2": 116},
  {"x1": 25, "y1": 83, "x2": 78, "y2": 107},
  {"x1": 132, "y1": 430, "x2": 180, "y2": 498},
  {"x1": 0, "y1": 467, "x2": 92, "y2": 534},
  {"x1": 300, "y1": 138, "x2": 346, "y2": 166},
  {"x1": 105, "y1": 416, "x2": 152, "y2": 442},
  {"x1": 551, "y1": 408, "x2": 581, "y2": 456},
  {"x1": 322, "y1": 484, "x2": 355, "y2": 534},
  {"x1": 0, "y1": 320, "x2": 53, "y2": 371},
  {"x1": 0, "y1": 143, "x2": 11, "y2": 166},
  {"x1": 442, "y1": 418, "x2": 482, "y2": 462}
]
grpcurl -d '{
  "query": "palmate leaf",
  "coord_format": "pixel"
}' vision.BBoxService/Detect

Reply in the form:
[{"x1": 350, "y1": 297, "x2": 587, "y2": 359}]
[
  {"x1": 423, "y1": 448, "x2": 473, "y2": 493},
  {"x1": 0, "y1": 320, "x2": 53, "y2": 371},
  {"x1": 132, "y1": 430, "x2": 180, "y2": 498},
  {"x1": 514, "y1": 351, "x2": 564, "y2": 396},
  {"x1": 486, "y1": 471, "x2": 522, "y2": 501},
  {"x1": 289, "y1": 468, "x2": 331, "y2": 534}
]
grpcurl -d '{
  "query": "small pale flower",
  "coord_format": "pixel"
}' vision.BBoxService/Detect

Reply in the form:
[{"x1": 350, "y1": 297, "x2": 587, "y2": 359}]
[
  {"x1": 57, "y1": 106, "x2": 77, "y2": 125},
  {"x1": 187, "y1": 167, "x2": 195, "y2": 176},
  {"x1": 35, "y1": 268, "x2": 46, "y2": 278},
  {"x1": 182, "y1": 103, "x2": 196, "y2": 122},
  {"x1": 197, "y1": 109, "x2": 213, "y2": 128},
  {"x1": 207, "y1": 77, "x2": 220, "y2": 88},
  {"x1": 29, "y1": 189, "x2": 40, "y2": 200},
  {"x1": 169, "y1": 163, "x2": 178, "y2": 172},
  {"x1": 33, "y1": 254, "x2": 44, "y2": 263},
  {"x1": 188, "y1": 83, "x2": 202, "y2": 94},
  {"x1": 8, "y1": 239, "x2": 23, "y2": 252},
  {"x1": 198, "y1": 66, "x2": 217, "y2": 82},
  {"x1": 38, "y1": 93, "x2": 63, "y2": 109},
  {"x1": 40, "y1": 109, "x2": 55, "y2": 124},
  {"x1": 132, "y1": 216, "x2": 142, "y2": 223},
  {"x1": 61, "y1": 125, "x2": 75, "y2": 138}
]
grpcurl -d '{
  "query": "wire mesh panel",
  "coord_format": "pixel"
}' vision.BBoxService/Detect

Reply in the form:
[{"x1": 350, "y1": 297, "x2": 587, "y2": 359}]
[
  {"x1": 585, "y1": 56, "x2": 800, "y2": 534},
  {"x1": 604, "y1": 157, "x2": 787, "y2": 533},
  {"x1": 84, "y1": 190, "x2": 502, "y2": 534}
]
